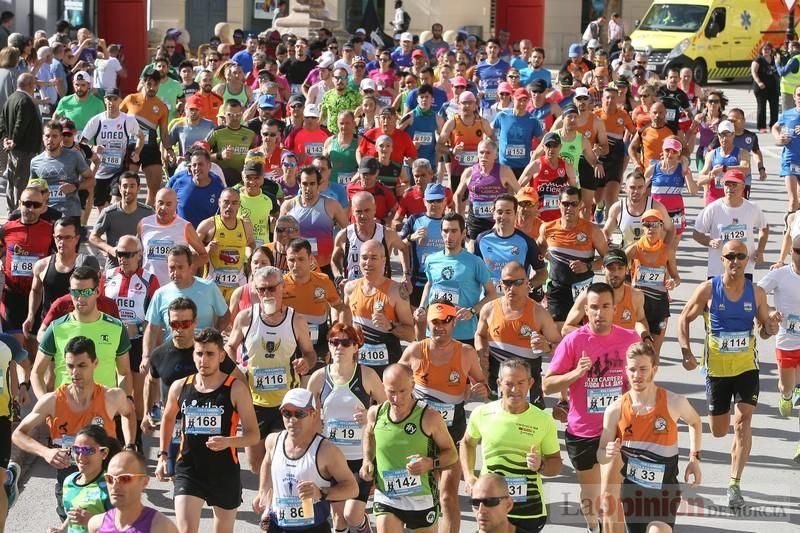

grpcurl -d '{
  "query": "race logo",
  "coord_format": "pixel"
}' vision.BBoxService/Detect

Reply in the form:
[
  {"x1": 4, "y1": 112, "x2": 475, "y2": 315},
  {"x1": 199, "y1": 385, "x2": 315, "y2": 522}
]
[
  {"x1": 91, "y1": 416, "x2": 105, "y2": 427},
  {"x1": 621, "y1": 309, "x2": 632, "y2": 321},
  {"x1": 520, "y1": 324, "x2": 532, "y2": 337},
  {"x1": 576, "y1": 232, "x2": 588, "y2": 243},
  {"x1": 441, "y1": 266, "x2": 455, "y2": 280},
  {"x1": 654, "y1": 417, "x2": 667, "y2": 432},
  {"x1": 426, "y1": 511, "x2": 436, "y2": 524},
  {"x1": 314, "y1": 287, "x2": 325, "y2": 300},
  {"x1": 557, "y1": 168, "x2": 565, "y2": 177},
  {"x1": 448, "y1": 371, "x2": 461, "y2": 384},
  {"x1": 404, "y1": 423, "x2": 417, "y2": 435}
]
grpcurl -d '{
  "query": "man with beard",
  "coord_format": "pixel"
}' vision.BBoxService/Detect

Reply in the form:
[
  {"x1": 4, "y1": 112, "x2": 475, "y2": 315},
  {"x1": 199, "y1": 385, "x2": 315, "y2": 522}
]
[
  {"x1": 53, "y1": 71, "x2": 105, "y2": 138},
  {"x1": 193, "y1": 70, "x2": 224, "y2": 124}
]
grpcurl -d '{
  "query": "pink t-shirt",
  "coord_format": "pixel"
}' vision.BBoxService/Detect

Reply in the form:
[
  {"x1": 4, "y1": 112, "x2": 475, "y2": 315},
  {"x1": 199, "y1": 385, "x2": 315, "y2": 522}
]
[{"x1": 549, "y1": 324, "x2": 640, "y2": 438}]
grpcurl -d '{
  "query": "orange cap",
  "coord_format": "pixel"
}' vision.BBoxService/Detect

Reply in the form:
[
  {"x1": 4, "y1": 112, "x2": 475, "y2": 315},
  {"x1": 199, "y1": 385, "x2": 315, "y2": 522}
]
[
  {"x1": 427, "y1": 301, "x2": 457, "y2": 321},
  {"x1": 515, "y1": 186, "x2": 540, "y2": 204},
  {"x1": 641, "y1": 209, "x2": 664, "y2": 222}
]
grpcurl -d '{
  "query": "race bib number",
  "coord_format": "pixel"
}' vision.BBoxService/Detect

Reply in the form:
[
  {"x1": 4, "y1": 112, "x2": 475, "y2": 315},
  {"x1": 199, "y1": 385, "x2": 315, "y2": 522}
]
[
  {"x1": 542, "y1": 195, "x2": 559, "y2": 210},
  {"x1": 378, "y1": 95, "x2": 392, "y2": 108},
  {"x1": 636, "y1": 266, "x2": 665, "y2": 288},
  {"x1": 505, "y1": 144, "x2": 526, "y2": 158},
  {"x1": 720, "y1": 223, "x2": 746, "y2": 242},
  {"x1": 305, "y1": 143, "x2": 324, "y2": 158},
  {"x1": 785, "y1": 313, "x2": 800, "y2": 336},
  {"x1": 10, "y1": 255, "x2": 36, "y2": 277},
  {"x1": 716, "y1": 331, "x2": 750, "y2": 353},
  {"x1": 183, "y1": 406, "x2": 223, "y2": 435},
  {"x1": 413, "y1": 132, "x2": 433, "y2": 145},
  {"x1": 337, "y1": 172, "x2": 354, "y2": 185},
  {"x1": 587, "y1": 385, "x2": 622, "y2": 414},
  {"x1": 425, "y1": 399, "x2": 455, "y2": 427},
  {"x1": 309, "y1": 323, "x2": 320, "y2": 344},
  {"x1": 276, "y1": 496, "x2": 313, "y2": 528},
  {"x1": 472, "y1": 200, "x2": 494, "y2": 219},
  {"x1": 665, "y1": 108, "x2": 676, "y2": 122},
  {"x1": 626, "y1": 457, "x2": 665, "y2": 490},
  {"x1": 326, "y1": 419, "x2": 363, "y2": 445},
  {"x1": 571, "y1": 277, "x2": 594, "y2": 300},
  {"x1": 431, "y1": 286, "x2": 459, "y2": 306},
  {"x1": 383, "y1": 469, "x2": 422, "y2": 496},
  {"x1": 457, "y1": 151, "x2": 478, "y2": 166},
  {"x1": 253, "y1": 367, "x2": 288, "y2": 391},
  {"x1": 290, "y1": 83, "x2": 302, "y2": 96},
  {"x1": 359, "y1": 343, "x2": 389, "y2": 366},
  {"x1": 307, "y1": 237, "x2": 319, "y2": 255},
  {"x1": 484, "y1": 87, "x2": 497, "y2": 101},
  {"x1": 213, "y1": 268, "x2": 241, "y2": 288},
  {"x1": 147, "y1": 239, "x2": 173, "y2": 261},
  {"x1": 671, "y1": 212, "x2": 684, "y2": 229},
  {"x1": 505, "y1": 476, "x2": 528, "y2": 503}
]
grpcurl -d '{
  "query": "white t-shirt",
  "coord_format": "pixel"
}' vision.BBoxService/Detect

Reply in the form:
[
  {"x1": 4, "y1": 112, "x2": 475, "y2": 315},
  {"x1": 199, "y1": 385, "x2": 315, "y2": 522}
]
[
  {"x1": 94, "y1": 57, "x2": 123, "y2": 91},
  {"x1": 694, "y1": 198, "x2": 766, "y2": 278},
  {"x1": 758, "y1": 265, "x2": 800, "y2": 349}
]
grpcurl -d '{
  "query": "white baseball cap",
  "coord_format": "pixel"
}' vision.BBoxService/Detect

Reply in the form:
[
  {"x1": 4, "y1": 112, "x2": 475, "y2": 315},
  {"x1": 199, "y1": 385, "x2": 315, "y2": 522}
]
[
  {"x1": 400, "y1": 32, "x2": 413, "y2": 42},
  {"x1": 360, "y1": 78, "x2": 377, "y2": 91},
  {"x1": 574, "y1": 86, "x2": 590, "y2": 98},
  {"x1": 303, "y1": 104, "x2": 321, "y2": 118},
  {"x1": 280, "y1": 388, "x2": 314, "y2": 409},
  {"x1": 355, "y1": 28, "x2": 367, "y2": 35}
]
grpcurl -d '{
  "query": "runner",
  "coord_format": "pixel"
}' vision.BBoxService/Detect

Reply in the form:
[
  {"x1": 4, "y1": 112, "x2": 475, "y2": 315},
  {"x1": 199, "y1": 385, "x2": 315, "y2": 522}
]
[
  {"x1": 344, "y1": 157, "x2": 398, "y2": 225},
  {"x1": 469, "y1": 474, "x2": 531, "y2": 533},
  {"x1": 475, "y1": 261, "x2": 562, "y2": 407},
  {"x1": 678, "y1": 239, "x2": 779, "y2": 507},
  {"x1": 207, "y1": 100, "x2": 257, "y2": 186},
  {"x1": 597, "y1": 342, "x2": 702, "y2": 533},
  {"x1": 157, "y1": 328, "x2": 259, "y2": 533},
  {"x1": 437, "y1": 92, "x2": 494, "y2": 193},
  {"x1": 697, "y1": 120, "x2": 750, "y2": 206},
  {"x1": 491, "y1": 88, "x2": 543, "y2": 177},
  {"x1": 399, "y1": 84, "x2": 443, "y2": 170},
  {"x1": 120, "y1": 71, "x2": 172, "y2": 207},
  {"x1": 774, "y1": 85, "x2": 800, "y2": 214},
  {"x1": 196, "y1": 188, "x2": 256, "y2": 302},
  {"x1": 12, "y1": 336, "x2": 136, "y2": 521},
  {"x1": 224, "y1": 266, "x2": 316, "y2": 472},
  {"x1": 461, "y1": 359, "x2": 561, "y2": 533},
  {"x1": 628, "y1": 102, "x2": 677, "y2": 174},
  {"x1": 86, "y1": 450, "x2": 179, "y2": 533},
  {"x1": 474, "y1": 39, "x2": 510, "y2": 120},
  {"x1": 306, "y1": 323, "x2": 386, "y2": 533},
  {"x1": 593, "y1": 85, "x2": 635, "y2": 223},
  {"x1": 542, "y1": 282, "x2": 640, "y2": 533},
  {"x1": 400, "y1": 300, "x2": 488, "y2": 533},
  {"x1": 625, "y1": 210, "x2": 680, "y2": 356},
  {"x1": 603, "y1": 171, "x2": 674, "y2": 249},
  {"x1": 137, "y1": 188, "x2": 208, "y2": 286},
  {"x1": 236, "y1": 161, "x2": 277, "y2": 248},
  {"x1": 518, "y1": 132, "x2": 576, "y2": 223},
  {"x1": 645, "y1": 136, "x2": 696, "y2": 250},
  {"x1": 360, "y1": 364, "x2": 457, "y2": 533}
]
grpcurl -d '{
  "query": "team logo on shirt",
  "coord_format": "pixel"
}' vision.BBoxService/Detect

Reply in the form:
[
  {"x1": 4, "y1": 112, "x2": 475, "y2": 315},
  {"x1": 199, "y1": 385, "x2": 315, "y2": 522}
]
[
  {"x1": 441, "y1": 266, "x2": 455, "y2": 280},
  {"x1": 520, "y1": 325, "x2": 532, "y2": 337},
  {"x1": 152, "y1": 105, "x2": 159, "y2": 113},
  {"x1": 743, "y1": 302, "x2": 753, "y2": 312},
  {"x1": 654, "y1": 417, "x2": 667, "y2": 433},
  {"x1": 576, "y1": 232, "x2": 588, "y2": 243},
  {"x1": 621, "y1": 309, "x2": 632, "y2": 321},
  {"x1": 745, "y1": 137, "x2": 753, "y2": 145},
  {"x1": 91, "y1": 416, "x2": 105, "y2": 427},
  {"x1": 584, "y1": 131, "x2": 591, "y2": 138},
  {"x1": 404, "y1": 423, "x2": 417, "y2": 435},
  {"x1": 616, "y1": 117, "x2": 624, "y2": 125},
  {"x1": 557, "y1": 168, "x2": 565, "y2": 177},
  {"x1": 314, "y1": 287, "x2": 325, "y2": 300},
  {"x1": 511, "y1": 246, "x2": 520, "y2": 256},
  {"x1": 426, "y1": 511, "x2": 436, "y2": 524},
  {"x1": 448, "y1": 371, "x2": 461, "y2": 384}
]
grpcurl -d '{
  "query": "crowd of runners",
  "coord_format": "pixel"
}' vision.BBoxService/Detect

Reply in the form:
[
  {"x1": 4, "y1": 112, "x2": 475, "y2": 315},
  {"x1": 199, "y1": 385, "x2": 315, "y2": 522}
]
[{"x1": 0, "y1": 9, "x2": 798, "y2": 533}]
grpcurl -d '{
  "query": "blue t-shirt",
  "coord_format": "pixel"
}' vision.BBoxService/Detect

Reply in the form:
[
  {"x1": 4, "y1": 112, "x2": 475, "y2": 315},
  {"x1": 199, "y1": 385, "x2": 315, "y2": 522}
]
[
  {"x1": 169, "y1": 118, "x2": 216, "y2": 155},
  {"x1": 491, "y1": 111, "x2": 544, "y2": 168},
  {"x1": 424, "y1": 250, "x2": 491, "y2": 340},
  {"x1": 391, "y1": 48, "x2": 414, "y2": 68},
  {"x1": 475, "y1": 59, "x2": 510, "y2": 109},
  {"x1": 404, "y1": 86, "x2": 449, "y2": 113},
  {"x1": 779, "y1": 108, "x2": 800, "y2": 173},
  {"x1": 520, "y1": 67, "x2": 552, "y2": 88},
  {"x1": 231, "y1": 50, "x2": 254, "y2": 75},
  {"x1": 166, "y1": 170, "x2": 225, "y2": 227},
  {"x1": 401, "y1": 214, "x2": 444, "y2": 287},
  {"x1": 403, "y1": 109, "x2": 439, "y2": 167},
  {"x1": 474, "y1": 229, "x2": 545, "y2": 292},
  {"x1": 320, "y1": 182, "x2": 349, "y2": 208},
  {"x1": 145, "y1": 278, "x2": 228, "y2": 340}
]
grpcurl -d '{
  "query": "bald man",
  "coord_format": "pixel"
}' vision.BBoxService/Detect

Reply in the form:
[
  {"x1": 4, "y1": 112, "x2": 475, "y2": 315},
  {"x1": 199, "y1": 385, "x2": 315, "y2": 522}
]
[
  {"x1": 361, "y1": 364, "x2": 457, "y2": 533},
  {"x1": 0, "y1": 73, "x2": 44, "y2": 210},
  {"x1": 88, "y1": 450, "x2": 178, "y2": 533},
  {"x1": 331, "y1": 191, "x2": 409, "y2": 291},
  {"x1": 137, "y1": 187, "x2": 208, "y2": 286},
  {"x1": 471, "y1": 474, "x2": 519, "y2": 533},
  {"x1": 343, "y1": 240, "x2": 414, "y2": 377}
]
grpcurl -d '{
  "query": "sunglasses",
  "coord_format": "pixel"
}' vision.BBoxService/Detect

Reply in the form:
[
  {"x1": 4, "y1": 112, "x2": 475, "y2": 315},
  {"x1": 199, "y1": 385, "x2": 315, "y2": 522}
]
[
  {"x1": 255, "y1": 284, "x2": 281, "y2": 294},
  {"x1": 575, "y1": 96, "x2": 590, "y2": 101},
  {"x1": 561, "y1": 200, "x2": 580, "y2": 207},
  {"x1": 722, "y1": 252, "x2": 748, "y2": 261},
  {"x1": 329, "y1": 338, "x2": 355, "y2": 347},
  {"x1": 116, "y1": 250, "x2": 138, "y2": 258},
  {"x1": 507, "y1": 75, "x2": 520, "y2": 79},
  {"x1": 21, "y1": 200, "x2": 42, "y2": 208},
  {"x1": 262, "y1": 132, "x2": 278, "y2": 137},
  {"x1": 226, "y1": 112, "x2": 243, "y2": 118},
  {"x1": 71, "y1": 445, "x2": 107, "y2": 456},
  {"x1": 500, "y1": 278, "x2": 526, "y2": 288},
  {"x1": 427, "y1": 198, "x2": 445, "y2": 204},
  {"x1": 55, "y1": 234, "x2": 77, "y2": 241},
  {"x1": 471, "y1": 497, "x2": 507, "y2": 508},
  {"x1": 281, "y1": 409, "x2": 310, "y2": 419},
  {"x1": 642, "y1": 221, "x2": 662, "y2": 228},
  {"x1": 169, "y1": 319, "x2": 194, "y2": 330},
  {"x1": 104, "y1": 473, "x2": 148, "y2": 485},
  {"x1": 333, "y1": 75, "x2": 348, "y2": 80},
  {"x1": 431, "y1": 317, "x2": 455, "y2": 326},
  {"x1": 282, "y1": 162, "x2": 297, "y2": 168},
  {"x1": 275, "y1": 227, "x2": 297, "y2": 234},
  {"x1": 70, "y1": 287, "x2": 97, "y2": 298},
  {"x1": 707, "y1": 99, "x2": 720, "y2": 104},
  {"x1": 62, "y1": 132, "x2": 74, "y2": 136}
]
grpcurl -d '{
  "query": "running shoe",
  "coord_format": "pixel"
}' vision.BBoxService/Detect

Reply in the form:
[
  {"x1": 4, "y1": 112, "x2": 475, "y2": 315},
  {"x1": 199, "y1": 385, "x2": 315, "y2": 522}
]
[
  {"x1": 727, "y1": 484, "x2": 744, "y2": 508},
  {"x1": 779, "y1": 395, "x2": 793, "y2": 417},
  {"x1": 5, "y1": 461, "x2": 20, "y2": 509},
  {"x1": 552, "y1": 400, "x2": 569, "y2": 423}
]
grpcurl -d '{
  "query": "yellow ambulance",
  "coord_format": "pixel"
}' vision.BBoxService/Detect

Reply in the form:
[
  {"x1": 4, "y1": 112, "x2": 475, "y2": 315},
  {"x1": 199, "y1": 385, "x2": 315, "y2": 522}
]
[{"x1": 630, "y1": 0, "x2": 798, "y2": 84}]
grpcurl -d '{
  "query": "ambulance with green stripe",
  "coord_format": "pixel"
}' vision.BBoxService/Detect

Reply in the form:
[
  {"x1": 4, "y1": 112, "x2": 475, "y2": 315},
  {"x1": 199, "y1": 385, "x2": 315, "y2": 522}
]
[{"x1": 630, "y1": 0, "x2": 798, "y2": 84}]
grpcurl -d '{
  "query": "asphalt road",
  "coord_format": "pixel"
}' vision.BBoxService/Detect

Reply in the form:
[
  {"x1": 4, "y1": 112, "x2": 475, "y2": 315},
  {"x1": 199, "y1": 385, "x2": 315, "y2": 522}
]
[{"x1": 4, "y1": 83, "x2": 800, "y2": 532}]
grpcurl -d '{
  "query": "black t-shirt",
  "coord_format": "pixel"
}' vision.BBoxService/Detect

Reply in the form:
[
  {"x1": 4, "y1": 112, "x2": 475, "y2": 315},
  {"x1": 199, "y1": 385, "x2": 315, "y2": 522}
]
[
  {"x1": 279, "y1": 57, "x2": 316, "y2": 84},
  {"x1": 149, "y1": 341, "x2": 236, "y2": 399},
  {"x1": 657, "y1": 87, "x2": 691, "y2": 131},
  {"x1": 182, "y1": 82, "x2": 199, "y2": 99}
]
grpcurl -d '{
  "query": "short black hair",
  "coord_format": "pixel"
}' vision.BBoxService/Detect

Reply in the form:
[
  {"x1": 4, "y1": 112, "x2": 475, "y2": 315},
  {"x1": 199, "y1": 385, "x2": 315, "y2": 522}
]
[
  {"x1": 153, "y1": 55, "x2": 170, "y2": 66},
  {"x1": 417, "y1": 83, "x2": 434, "y2": 96},
  {"x1": 560, "y1": 186, "x2": 580, "y2": 200},
  {"x1": 286, "y1": 238, "x2": 312, "y2": 256},
  {"x1": 55, "y1": 20, "x2": 70, "y2": 33},
  {"x1": 299, "y1": 165, "x2": 321, "y2": 183},
  {"x1": 143, "y1": 70, "x2": 161, "y2": 83},
  {"x1": 442, "y1": 212, "x2": 466, "y2": 232},
  {"x1": 178, "y1": 60, "x2": 194, "y2": 71},
  {"x1": 494, "y1": 193, "x2": 518, "y2": 210},
  {"x1": 168, "y1": 244, "x2": 193, "y2": 264},
  {"x1": 168, "y1": 297, "x2": 197, "y2": 320},
  {"x1": 225, "y1": 98, "x2": 243, "y2": 109},
  {"x1": 117, "y1": 170, "x2": 140, "y2": 186},
  {"x1": 587, "y1": 281, "x2": 614, "y2": 299},
  {"x1": 0, "y1": 11, "x2": 14, "y2": 24},
  {"x1": 65, "y1": 336, "x2": 97, "y2": 361},
  {"x1": 194, "y1": 328, "x2": 225, "y2": 352},
  {"x1": 71, "y1": 265, "x2": 100, "y2": 286}
]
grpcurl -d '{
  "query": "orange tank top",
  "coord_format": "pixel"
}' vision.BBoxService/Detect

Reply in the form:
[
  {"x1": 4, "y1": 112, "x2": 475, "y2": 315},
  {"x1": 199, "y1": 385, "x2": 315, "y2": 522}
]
[
  {"x1": 451, "y1": 114, "x2": 485, "y2": 150},
  {"x1": 350, "y1": 278, "x2": 398, "y2": 325},
  {"x1": 413, "y1": 339, "x2": 467, "y2": 404},
  {"x1": 487, "y1": 297, "x2": 539, "y2": 359},
  {"x1": 640, "y1": 125, "x2": 672, "y2": 165},
  {"x1": 616, "y1": 387, "x2": 678, "y2": 454},
  {"x1": 612, "y1": 284, "x2": 638, "y2": 330},
  {"x1": 632, "y1": 240, "x2": 669, "y2": 294},
  {"x1": 575, "y1": 113, "x2": 598, "y2": 145},
  {"x1": 48, "y1": 383, "x2": 116, "y2": 446}
]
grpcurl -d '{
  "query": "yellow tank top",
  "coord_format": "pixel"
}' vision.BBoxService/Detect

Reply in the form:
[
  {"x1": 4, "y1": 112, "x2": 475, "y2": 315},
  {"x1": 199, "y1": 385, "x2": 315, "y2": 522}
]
[
  {"x1": 207, "y1": 215, "x2": 247, "y2": 301},
  {"x1": 244, "y1": 306, "x2": 300, "y2": 407}
]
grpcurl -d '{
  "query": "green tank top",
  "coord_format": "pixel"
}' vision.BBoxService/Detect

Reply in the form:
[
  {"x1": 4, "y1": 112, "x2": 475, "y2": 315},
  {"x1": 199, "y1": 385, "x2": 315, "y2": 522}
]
[
  {"x1": 239, "y1": 192, "x2": 273, "y2": 246},
  {"x1": 373, "y1": 401, "x2": 436, "y2": 509},
  {"x1": 558, "y1": 129, "x2": 584, "y2": 171},
  {"x1": 62, "y1": 471, "x2": 112, "y2": 532},
  {"x1": 329, "y1": 136, "x2": 358, "y2": 186},
  {"x1": 218, "y1": 84, "x2": 249, "y2": 116}
]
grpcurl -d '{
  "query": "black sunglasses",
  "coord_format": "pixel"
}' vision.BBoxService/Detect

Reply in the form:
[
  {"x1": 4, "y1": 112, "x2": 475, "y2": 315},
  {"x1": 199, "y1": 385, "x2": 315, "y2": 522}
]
[
  {"x1": 500, "y1": 278, "x2": 526, "y2": 288},
  {"x1": 116, "y1": 250, "x2": 138, "y2": 258},
  {"x1": 471, "y1": 497, "x2": 507, "y2": 508},
  {"x1": 329, "y1": 338, "x2": 355, "y2": 347},
  {"x1": 722, "y1": 252, "x2": 748, "y2": 261},
  {"x1": 21, "y1": 200, "x2": 42, "y2": 208},
  {"x1": 561, "y1": 200, "x2": 579, "y2": 207},
  {"x1": 281, "y1": 409, "x2": 310, "y2": 419},
  {"x1": 255, "y1": 284, "x2": 281, "y2": 294}
]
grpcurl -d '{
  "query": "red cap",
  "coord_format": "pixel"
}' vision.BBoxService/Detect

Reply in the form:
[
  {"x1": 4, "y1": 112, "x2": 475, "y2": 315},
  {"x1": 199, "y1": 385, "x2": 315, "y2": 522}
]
[
  {"x1": 411, "y1": 49, "x2": 426, "y2": 58},
  {"x1": 722, "y1": 169, "x2": 746, "y2": 184},
  {"x1": 452, "y1": 76, "x2": 468, "y2": 87},
  {"x1": 513, "y1": 88, "x2": 530, "y2": 99},
  {"x1": 192, "y1": 140, "x2": 211, "y2": 151},
  {"x1": 185, "y1": 95, "x2": 202, "y2": 110}
]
